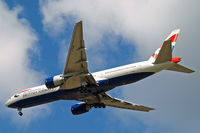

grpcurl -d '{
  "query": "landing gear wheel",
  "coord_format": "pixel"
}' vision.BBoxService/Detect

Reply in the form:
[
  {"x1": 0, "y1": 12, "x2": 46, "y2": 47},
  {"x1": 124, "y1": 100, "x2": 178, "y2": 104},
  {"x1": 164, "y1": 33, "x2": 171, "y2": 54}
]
[
  {"x1": 17, "y1": 108, "x2": 23, "y2": 116},
  {"x1": 18, "y1": 112, "x2": 23, "y2": 116}
]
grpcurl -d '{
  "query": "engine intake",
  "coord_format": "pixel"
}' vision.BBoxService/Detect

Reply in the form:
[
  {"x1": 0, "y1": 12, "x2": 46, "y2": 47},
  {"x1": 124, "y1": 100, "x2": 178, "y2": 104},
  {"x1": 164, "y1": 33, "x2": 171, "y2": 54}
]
[
  {"x1": 45, "y1": 75, "x2": 64, "y2": 88},
  {"x1": 71, "y1": 103, "x2": 91, "y2": 115}
]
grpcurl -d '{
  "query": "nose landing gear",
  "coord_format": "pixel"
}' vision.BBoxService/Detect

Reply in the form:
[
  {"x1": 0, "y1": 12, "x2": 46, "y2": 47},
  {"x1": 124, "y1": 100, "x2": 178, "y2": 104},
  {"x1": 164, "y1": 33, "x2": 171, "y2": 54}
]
[{"x1": 17, "y1": 108, "x2": 23, "y2": 116}]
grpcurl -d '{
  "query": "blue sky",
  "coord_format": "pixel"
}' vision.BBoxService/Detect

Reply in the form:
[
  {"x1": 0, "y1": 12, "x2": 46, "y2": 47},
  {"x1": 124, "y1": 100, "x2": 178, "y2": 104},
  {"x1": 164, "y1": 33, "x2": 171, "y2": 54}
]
[{"x1": 1, "y1": 0, "x2": 200, "y2": 133}]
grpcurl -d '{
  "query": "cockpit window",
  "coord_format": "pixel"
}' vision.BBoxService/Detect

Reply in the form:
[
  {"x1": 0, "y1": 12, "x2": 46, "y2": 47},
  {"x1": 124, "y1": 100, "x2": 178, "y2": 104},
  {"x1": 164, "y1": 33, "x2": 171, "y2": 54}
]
[{"x1": 14, "y1": 95, "x2": 19, "y2": 98}]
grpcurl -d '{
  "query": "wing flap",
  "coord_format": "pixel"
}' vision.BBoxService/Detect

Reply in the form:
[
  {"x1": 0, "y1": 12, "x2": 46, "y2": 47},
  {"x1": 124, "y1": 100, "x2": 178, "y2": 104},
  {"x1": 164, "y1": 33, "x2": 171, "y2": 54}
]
[{"x1": 81, "y1": 73, "x2": 98, "y2": 85}]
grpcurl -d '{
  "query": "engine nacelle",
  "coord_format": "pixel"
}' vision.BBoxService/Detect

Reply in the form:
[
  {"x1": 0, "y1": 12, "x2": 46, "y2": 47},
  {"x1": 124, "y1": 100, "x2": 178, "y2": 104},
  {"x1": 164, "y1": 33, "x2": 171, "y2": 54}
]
[
  {"x1": 71, "y1": 103, "x2": 91, "y2": 115},
  {"x1": 45, "y1": 75, "x2": 64, "y2": 88}
]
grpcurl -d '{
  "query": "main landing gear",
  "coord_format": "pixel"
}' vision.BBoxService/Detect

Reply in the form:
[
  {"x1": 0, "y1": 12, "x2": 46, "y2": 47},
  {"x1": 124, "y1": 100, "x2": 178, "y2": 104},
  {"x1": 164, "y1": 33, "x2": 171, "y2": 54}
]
[
  {"x1": 17, "y1": 108, "x2": 23, "y2": 116},
  {"x1": 93, "y1": 103, "x2": 106, "y2": 108}
]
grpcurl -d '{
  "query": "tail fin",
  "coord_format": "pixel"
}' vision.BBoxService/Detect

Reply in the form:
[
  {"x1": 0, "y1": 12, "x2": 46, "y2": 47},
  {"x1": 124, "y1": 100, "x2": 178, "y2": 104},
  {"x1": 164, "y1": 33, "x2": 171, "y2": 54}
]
[
  {"x1": 165, "y1": 29, "x2": 180, "y2": 51},
  {"x1": 147, "y1": 29, "x2": 195, "y2": 73},
  {"x1": 148, "y1": 29, "x2": 180, "y2": 63},
  {"x1": 154, "y1": 40, "x2": 172, "y2": 64}
]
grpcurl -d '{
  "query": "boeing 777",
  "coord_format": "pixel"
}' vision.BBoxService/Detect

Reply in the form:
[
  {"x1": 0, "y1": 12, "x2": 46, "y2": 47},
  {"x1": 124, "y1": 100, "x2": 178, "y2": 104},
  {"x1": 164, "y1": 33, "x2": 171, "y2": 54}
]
[{"x1": 5, "y1": 21, "x2": 194, "y2": 116}]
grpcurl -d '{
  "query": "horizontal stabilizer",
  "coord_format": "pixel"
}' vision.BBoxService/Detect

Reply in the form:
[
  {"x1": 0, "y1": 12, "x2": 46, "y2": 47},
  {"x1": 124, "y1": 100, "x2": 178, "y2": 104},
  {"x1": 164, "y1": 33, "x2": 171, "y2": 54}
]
[{"x1": 166, "y1": 63, "x2": 195, "y2": 73}]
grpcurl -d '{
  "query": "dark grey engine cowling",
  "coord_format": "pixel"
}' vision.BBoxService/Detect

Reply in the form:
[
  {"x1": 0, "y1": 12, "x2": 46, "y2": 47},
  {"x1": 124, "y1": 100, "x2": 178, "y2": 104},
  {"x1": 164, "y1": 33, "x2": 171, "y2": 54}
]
[
  {"x1": 71, "y1": 103, "x2": 91, "y2": 115},
  {"x1": 45, "y1": 75, "x2": 64, "y2": 88}
]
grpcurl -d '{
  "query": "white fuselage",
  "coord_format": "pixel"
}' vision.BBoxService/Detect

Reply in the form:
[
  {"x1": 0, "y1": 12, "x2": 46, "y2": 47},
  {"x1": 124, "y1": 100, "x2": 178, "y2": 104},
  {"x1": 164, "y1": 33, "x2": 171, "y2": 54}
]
[{"x1": 5, "y1": 60, "x2": 174, "y2": 108}]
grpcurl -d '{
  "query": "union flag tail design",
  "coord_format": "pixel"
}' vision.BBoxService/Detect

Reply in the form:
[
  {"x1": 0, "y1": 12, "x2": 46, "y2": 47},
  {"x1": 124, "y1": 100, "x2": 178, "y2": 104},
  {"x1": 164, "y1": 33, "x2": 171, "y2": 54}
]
[
  {"x1": 148, "y1": 29, "x2": 194, "y2": 73},
  {"x1": 165, "y1": 29, "x2": 180, "y2": 51},
  {"x1": 148, "y1": 29, "x2": 180, "y2": 63}
]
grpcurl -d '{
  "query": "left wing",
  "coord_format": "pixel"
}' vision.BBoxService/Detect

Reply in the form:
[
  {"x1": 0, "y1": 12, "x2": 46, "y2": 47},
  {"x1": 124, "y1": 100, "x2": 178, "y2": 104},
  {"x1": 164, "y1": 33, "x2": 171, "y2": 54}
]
[
  {"x1": 85, "y1": 93, "x2": 154, "y2": 112},
  {"x1": 63, "y1": 21, "x2": 88, "y2": 75},
  {"x1": 60, "y1": 21, "x2": 97, "y2": 89}
]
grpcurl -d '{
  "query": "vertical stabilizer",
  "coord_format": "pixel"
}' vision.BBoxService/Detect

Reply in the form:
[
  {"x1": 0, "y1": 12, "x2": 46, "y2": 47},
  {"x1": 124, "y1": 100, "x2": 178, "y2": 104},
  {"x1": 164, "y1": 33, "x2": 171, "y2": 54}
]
[
  {"x1": 148, "y1": 29, "x2": 180, "y2": 63},
  {"x1": 165, "y1": 29, "x2": 180, "y2": 51},
  {"x1": 154, "y1": 40, "x2": 172, "y2": 64}
]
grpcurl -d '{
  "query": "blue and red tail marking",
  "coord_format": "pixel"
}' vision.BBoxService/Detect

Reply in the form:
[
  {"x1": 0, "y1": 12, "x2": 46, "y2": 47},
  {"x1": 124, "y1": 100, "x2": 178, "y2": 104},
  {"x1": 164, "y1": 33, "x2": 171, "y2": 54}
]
[{"x1": 149, "y1": 29, "x2": 180, "y2": 63}]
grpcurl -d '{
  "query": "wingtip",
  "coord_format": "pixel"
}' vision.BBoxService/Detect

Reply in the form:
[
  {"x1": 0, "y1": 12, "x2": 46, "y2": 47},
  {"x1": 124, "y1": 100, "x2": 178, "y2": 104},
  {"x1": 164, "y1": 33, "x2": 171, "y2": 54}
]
[
  {"x1": 76, "y1": 20, "x2": 83, "y2": 24},
  {"x1": 143, "y1": 106, "x2": 155, "y2": 112},
  {"x1": 189, "y1": 69, "x2": 195, "y2": 73},
  {"x1": 148, "y1": 107, "x2": 155, "y2": 112},
  {"x1": 75, "y1": 21, "x2": 83, "y2": 28}
]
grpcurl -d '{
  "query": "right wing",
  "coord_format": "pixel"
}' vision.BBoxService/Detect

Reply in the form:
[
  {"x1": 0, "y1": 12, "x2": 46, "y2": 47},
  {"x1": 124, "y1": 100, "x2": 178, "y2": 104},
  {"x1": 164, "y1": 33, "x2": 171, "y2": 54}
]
[
  {"x1": 100, "y1": 93, "x2": 154, "y2": 112},
  {"x1": 85, "y1": 93, "x2": 154, "y2": 112}
]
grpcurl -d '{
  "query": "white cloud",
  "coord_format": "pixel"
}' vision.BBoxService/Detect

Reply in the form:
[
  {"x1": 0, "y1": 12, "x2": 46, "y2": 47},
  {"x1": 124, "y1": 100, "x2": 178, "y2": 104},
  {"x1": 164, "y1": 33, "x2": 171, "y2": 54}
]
[
  {"x1": 2, "y1": 104, "x2": 51, "y2": 127},
  {"x1": 0, "y1": 1, "x2": 48, "y2": 124},
  {"x1": 40, "y1": 0, "x2": 200, "y2": 132}
]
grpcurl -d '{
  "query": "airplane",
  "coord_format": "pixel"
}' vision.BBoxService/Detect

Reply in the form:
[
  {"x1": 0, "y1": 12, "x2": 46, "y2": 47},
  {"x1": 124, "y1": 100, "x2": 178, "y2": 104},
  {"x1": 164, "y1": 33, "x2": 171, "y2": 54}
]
[{"x1": 5, "y1": 21, "x2": 194, "y2": 116}]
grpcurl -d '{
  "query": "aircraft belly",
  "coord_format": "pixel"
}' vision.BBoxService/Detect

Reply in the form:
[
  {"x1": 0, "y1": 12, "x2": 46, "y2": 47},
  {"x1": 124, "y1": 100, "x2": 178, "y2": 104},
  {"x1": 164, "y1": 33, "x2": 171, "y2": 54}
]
[
  {"x1": 61, "y1": 85, "x2": 114, "y2": 100},
  {"x1": 9, "y1": 90, "x2": 63, "y2": 108},
  {"x1": 98, "y1": 72, "x2": 155, "y2": 87},
  {"x1": 61, "y1": 72, "x2": 155, "y2": 101}
]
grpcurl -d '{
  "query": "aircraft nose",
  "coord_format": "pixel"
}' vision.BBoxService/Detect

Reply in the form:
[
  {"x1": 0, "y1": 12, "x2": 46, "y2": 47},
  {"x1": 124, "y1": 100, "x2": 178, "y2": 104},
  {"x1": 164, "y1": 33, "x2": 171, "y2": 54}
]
[{"x1": 5, "y1": 99, "x2": 11, "y2": 108}]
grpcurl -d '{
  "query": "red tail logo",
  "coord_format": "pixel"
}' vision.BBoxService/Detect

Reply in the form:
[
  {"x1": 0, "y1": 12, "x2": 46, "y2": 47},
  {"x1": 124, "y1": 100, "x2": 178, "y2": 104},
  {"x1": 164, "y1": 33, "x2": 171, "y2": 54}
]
[{"x1": 170, "y1": 57, "x2": 181, "y2": 63}]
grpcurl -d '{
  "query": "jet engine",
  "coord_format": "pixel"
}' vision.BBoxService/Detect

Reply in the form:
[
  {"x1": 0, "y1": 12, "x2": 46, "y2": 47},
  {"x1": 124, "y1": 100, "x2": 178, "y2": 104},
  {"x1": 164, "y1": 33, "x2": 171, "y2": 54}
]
[
  {"x1": 71, "y1": 103, "x2": 91, "y2": 115},
  {"x1": 45, "y1": 75, "x2": 64, "y2": 88}
]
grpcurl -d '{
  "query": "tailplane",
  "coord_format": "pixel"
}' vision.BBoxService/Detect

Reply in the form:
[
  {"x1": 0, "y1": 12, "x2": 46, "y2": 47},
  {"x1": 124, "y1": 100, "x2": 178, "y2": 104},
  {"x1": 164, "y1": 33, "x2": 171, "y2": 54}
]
[{"x1": 166, "y1": 63, "x2": 194, "y2": 73}]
